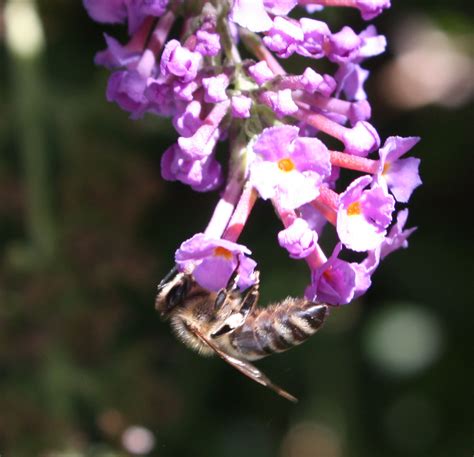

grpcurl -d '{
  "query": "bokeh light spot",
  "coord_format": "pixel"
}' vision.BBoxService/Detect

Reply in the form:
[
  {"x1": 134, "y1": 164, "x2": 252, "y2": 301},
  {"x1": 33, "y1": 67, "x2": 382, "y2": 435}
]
[
  {"x1": 121, "y1": 425, "x2": 155, "y2": 455},
  {"x1": 280, "y1": 422, "x2": 341, "y2": 457},
  {"x1": 363, "y1": 303, "x2": 443, "y2": 376}
]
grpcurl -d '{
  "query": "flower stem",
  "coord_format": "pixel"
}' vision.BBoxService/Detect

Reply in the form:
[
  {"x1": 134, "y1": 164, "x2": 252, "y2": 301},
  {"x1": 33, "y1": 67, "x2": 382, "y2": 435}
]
[
  {"x1": 293, "y1": 105, "x2": 347, "y2": 144},
  {"x1": 6, "y1": 0, "x2": 57, "y2": 267},
  {"x1": 222, "y1": 183, "x2": 258, "y2": 242},
  {"x1": 329, "y1": 150, "x2": 379, "y2": 173},
  {"x1": 149, "y1": 10, "x2": 176, "y2": 54},
  {"x1": 204, "y1": 176, "x2": 244, "y2": 239}
]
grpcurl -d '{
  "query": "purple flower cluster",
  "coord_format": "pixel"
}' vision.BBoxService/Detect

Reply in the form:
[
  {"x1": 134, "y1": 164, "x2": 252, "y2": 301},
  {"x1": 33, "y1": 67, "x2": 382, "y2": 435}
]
[{"x1": 85, "y1": 0, "x2": 421, "y2": 304}]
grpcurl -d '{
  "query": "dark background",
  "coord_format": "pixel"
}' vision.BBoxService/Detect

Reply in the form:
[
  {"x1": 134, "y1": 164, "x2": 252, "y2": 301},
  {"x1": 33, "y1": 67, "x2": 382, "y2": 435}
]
[{"x1": 0, "y1": 1, "x2": 472, "y2": 456}]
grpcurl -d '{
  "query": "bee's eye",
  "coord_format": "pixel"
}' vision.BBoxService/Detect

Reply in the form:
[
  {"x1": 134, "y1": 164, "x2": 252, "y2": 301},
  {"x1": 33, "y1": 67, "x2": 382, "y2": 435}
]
[{"x1": 165, "y1": 282, "x2": 188, "y2": 310}]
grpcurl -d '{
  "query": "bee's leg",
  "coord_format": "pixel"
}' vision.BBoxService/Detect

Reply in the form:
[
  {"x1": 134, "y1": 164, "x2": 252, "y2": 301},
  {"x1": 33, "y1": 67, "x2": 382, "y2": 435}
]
[
  {"x1": 211, "y1": 271, "x2": 260, "y2": 338},
  {"x1": 157, "y1": 265, "x2": 179, "y2": 293},
  {"x1": 213, "y1": 259, "x2": 242, "y2": 311},
  {"x1": 225, "y1": 259, "x2": 242, "y2": 293},
  {"x1": 239, "y1": 273, "x2": 260, "y2": 315}
]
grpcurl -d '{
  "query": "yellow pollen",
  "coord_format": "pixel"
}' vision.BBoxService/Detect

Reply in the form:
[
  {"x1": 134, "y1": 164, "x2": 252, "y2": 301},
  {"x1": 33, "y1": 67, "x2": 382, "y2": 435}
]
[
  {"x1": 347, "y1": 201, "x2": 362, "y2": 216},
  {"x1": 213, "y1": 246, "x2": 233, "y2": 259},
  {"x1": 382, "y1": 162, "x2": 391, "y2": 175},
  {"x1": 278, "y1": 157, "x2": 295, "y2": 172}
]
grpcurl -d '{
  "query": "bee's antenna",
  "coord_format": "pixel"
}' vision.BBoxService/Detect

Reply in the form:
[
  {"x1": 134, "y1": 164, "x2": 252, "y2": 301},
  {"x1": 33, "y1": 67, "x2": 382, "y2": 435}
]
[{"x1": 157, "y1": 265, "x2": 179, "y2": 292}]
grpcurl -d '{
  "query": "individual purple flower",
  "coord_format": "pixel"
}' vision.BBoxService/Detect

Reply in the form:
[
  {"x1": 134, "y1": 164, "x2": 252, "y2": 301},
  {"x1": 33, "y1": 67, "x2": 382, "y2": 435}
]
[
  {"x1": 83, "y1": 0, "x2": 128, "y2": 24},
  {"x1": 247, "y1": 61, "x2": 275, "y2": 85},
  {"x1": 333, "y1": 26, "x2": 385, "y2": 101},
  {"x1": 172, "y1": 100, "x2": 203, "y2": 137},
  {"x1": 249, "y1": 125, "x2": 331, "y2": 209},
  {"x1": 175, "y1": 233, "x2": 257, "y2": 291},
  {"x1": 342, "y1": 121, "x2": 380, "y2": 156},
  {"x1": 356, "y1": 0, "x2": 391, "y2": 20},
  {"x1": 337, "y1": 175, "x2": 395, "y2": 252},
  {"x1": 277, "y1": 68, "x2": 335, "y2": 97},
  {"x1": 298, "y1": 0, "x2": 389, "y2": 20},
  {"x1": 231, "y1": 95, "x2": 253, "y2": 118},
  {"x1": 328, "y1": 25, "x2": 386, "y2": 64},
  {"x1": 106, "y1": 49, "x2": 156, "y2": 117},
  {"x1": 298, "y1": 18, "x2": 330, "y2": 59},
  {"x1": 260, "y1": 89, "x2": 299, "y2": 117},
  {"x1": 160, "y1": 40, "x2": 201, "y2": 83},
  {"x1": 305, "y1": 244, "x2": 357, "y2": 305},
  {"x1": 171, "y1": 78, "x2": 200, "y2": 102},
  {"x1": 263, "y1": 17, "x2": 303, "y2": 58},
  {"x1": 335, "y1": 63, "x2": 369, "y2": 101},
  {"x1": 202, "y1": 74, "x2": 230, "y2": 103},
  {"x1": 145, "y1": 79, "x2": 178, "y2": 116},
  {"x1": 126, "y1": 0, "x2": 169, "y2": 34},
  {"x1": 278, "y1": 218, "x2": 318, "y2": 259},
  {"x1": 376, "y1": 136, "x2": 422, "y2": 203},
  {"x1": 94, "y1": 34, "x2": 142, "y2": 69},
  {"x1": 264, "y1": 0, "x2": 298, "y2": 15},
  {"x1": 380, "y1": 208, "x2": 417, "y2": 259},
  {"x1": 161, "y1": 144, "x2": 222, "y2": 192},
  {"x1": 327, "y1": 26, "x2": 361, "y2": 63},
  {"x1": 230, "y1": 0, "x2": 298, "y2": 33},
  {"x1": 230, "y1": 0, "x2": 273, "y2": 33},
  {"x1": 196, "y1": 30, "x2": 221, "y2": 57},
  {"x1": 177, "y1": 101, "x2": 230, "y2": 159},
  {"x1": 357, "y1": 25, "x2": 387, "y2": 60}
]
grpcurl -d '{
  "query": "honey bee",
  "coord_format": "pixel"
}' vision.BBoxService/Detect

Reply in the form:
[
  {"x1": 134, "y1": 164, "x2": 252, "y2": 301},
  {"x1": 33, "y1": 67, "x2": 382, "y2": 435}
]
[{"x1": 155, "y1": 266, "x2": 329, "y2": 402}]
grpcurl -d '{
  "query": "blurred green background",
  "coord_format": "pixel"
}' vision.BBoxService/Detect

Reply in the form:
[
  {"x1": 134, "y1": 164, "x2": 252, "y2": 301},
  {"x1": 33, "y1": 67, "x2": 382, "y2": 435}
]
[{"x1": 0, "y1": 1, "x2": 473, "y2": 456}]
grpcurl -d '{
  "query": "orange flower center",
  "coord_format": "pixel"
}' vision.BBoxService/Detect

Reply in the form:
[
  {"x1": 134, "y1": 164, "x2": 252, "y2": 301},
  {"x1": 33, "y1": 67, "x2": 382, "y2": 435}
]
[
  {"x1": 347, "y1": 201, "x2": 362, "y2": 216},
  {"x1": 277, "y1": 157, "x2": 295, "y2": 172},
  {"x1": 213, "y1": 246, "x2": 233, "y2": 260},
  {"x1": 323, "y1": 267, "x2": 333, "y2": 280},
  {"x1": 382, "y1": 162, "x2": 391, "y2": 175}
]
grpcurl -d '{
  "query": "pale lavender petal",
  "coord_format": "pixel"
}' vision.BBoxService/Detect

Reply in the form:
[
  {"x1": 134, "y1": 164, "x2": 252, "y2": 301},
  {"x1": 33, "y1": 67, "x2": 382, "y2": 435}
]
[
  {"x1": 263, "y1": 0, "x2": 298, "y2": 15},
  {"x1": 231, "y1": 95, "x2": 252, "y2": 118},
  {"x1": 291, "y1": 137, "x2": 331, "y2": 177},
  {"x1": 380, "y1": 209, "x2": 417, "y2": 259},
  {"x1": 194, "y1": 256, "x2": 236, "y2": 291},
  {"x1": 248, "y1": 161, "x2": 281, "y2": 200},
  {"x1": 83, "y1": 0, "x2": 127, "y2": 23},
  {"x1": 342, "y1": 121, "x2": 380, "y2": 156},
  {"x1": 230, "y1": 0, "x2": 273, "y2": 32},
  {"x1": 385, "y1": 157, "x2": 422, "y2": 203},
  {"x1": 275, "y1": 170, "x2": 321, "y2": 209},
  {"x1": 248, "y1": 61, "x2": 275, "y2": 84},
  {"x1": 252, "y1": 125, "x2": 299, "y2": 161},
  {"x1": 202, "y1": 74, "x2": 230, "y2": 103},
  {"x1": 278, "y1": 218, "x2": 318, "y2": 259}
]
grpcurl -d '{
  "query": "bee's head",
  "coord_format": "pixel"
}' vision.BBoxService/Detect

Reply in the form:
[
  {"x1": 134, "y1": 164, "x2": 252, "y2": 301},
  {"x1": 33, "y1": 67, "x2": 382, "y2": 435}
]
[{"x1": 155, "y1": 267, "x2": 192, "y2": 319}]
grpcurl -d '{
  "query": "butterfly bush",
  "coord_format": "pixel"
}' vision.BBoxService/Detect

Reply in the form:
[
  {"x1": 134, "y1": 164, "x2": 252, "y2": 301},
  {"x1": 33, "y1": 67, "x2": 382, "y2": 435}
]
[{"x1": 84, "y1": 0, "x2": 421, "y2": 305}]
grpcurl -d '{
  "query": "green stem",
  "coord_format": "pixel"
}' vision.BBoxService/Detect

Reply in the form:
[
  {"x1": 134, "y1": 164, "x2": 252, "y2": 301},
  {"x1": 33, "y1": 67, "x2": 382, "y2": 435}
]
[{"x1": 7, "y1": 1, "x2": 57, "y2": 266}]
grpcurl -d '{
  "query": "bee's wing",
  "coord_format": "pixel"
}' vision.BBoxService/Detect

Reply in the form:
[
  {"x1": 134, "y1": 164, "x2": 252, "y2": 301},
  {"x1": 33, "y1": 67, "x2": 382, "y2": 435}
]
[{"x1": 186, "y1": 323, "x2": 297, "y2": 403}]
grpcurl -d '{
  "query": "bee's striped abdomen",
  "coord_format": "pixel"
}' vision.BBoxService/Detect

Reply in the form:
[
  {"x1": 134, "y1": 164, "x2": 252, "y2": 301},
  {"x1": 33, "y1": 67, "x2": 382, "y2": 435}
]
[{"x1": 229, "y1": 298, "x2": 329, "y2": 361}]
